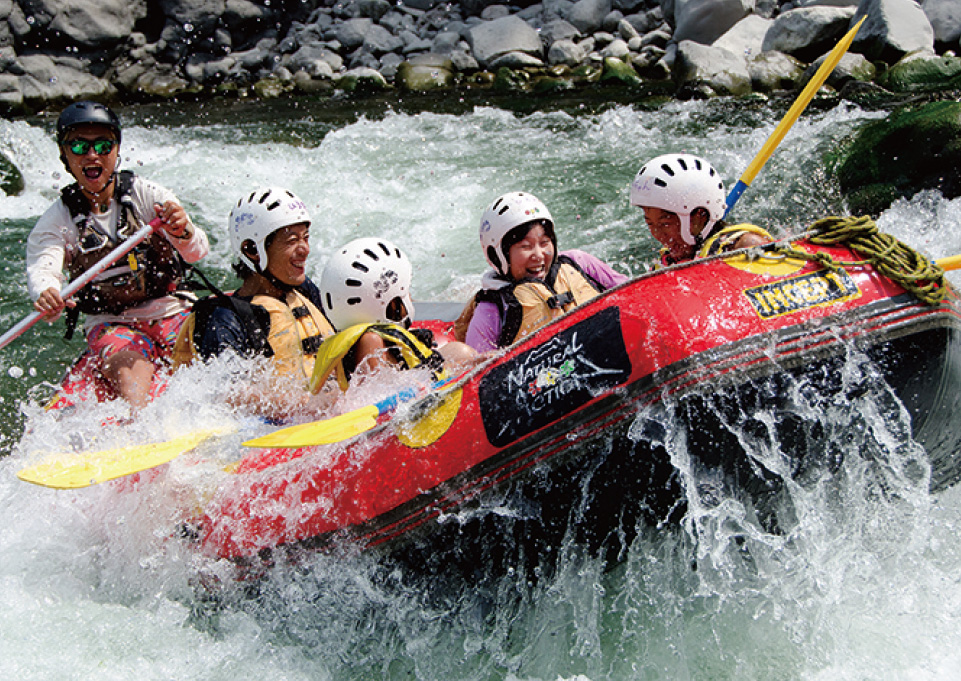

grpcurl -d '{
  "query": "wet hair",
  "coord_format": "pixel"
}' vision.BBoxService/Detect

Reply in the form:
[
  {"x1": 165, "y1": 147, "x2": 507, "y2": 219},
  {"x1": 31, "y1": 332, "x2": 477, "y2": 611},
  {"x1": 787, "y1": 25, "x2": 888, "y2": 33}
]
[{"x1": 501, "y1": 219, "x2": 557, "y2": 270}]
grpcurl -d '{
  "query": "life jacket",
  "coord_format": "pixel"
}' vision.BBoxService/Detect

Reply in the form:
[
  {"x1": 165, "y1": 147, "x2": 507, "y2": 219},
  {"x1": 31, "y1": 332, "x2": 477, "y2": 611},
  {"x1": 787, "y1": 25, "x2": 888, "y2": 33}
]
[
  {"x1": 455, "y1": 255, "x2": 605, "y2": 348},
  {"x1": 659, "y1": 223, "x2": 773, "y2": 267},
  {"x1": 172, "y1": 287, "x2": 334, "y2": 385},
  {"x1": 308, "y1": 323, "x2": 446, "y2": 394},
  {"x1": 61, "y1": 170, "x2": 185, "y2": 321}
]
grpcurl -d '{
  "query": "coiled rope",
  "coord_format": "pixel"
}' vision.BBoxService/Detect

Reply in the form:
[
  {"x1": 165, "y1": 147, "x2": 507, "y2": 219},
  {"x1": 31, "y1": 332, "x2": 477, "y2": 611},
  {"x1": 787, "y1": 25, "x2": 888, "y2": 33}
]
[{"x1": 777, "y1": 216, "x2": 946, "y2": 306}]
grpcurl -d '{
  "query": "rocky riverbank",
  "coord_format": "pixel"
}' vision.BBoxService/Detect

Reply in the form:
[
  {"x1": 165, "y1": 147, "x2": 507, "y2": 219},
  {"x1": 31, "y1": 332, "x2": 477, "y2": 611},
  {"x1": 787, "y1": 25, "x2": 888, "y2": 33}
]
[{"x1": 0, "y1": 0, "x2": 959, "y2": 115}]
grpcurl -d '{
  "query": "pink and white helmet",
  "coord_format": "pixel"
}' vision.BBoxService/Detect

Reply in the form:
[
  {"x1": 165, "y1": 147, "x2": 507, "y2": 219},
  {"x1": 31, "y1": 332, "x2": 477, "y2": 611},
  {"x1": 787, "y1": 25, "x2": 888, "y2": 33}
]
[{"x1": 479, "y1": 192, "x2": 554, "y2": 276}]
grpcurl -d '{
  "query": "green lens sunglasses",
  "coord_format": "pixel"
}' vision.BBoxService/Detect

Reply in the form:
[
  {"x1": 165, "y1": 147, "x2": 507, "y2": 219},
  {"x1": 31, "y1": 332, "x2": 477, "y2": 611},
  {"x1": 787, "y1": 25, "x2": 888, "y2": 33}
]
[{"x1": 66, "y1": 139, "x2": 117, "y2": 156}]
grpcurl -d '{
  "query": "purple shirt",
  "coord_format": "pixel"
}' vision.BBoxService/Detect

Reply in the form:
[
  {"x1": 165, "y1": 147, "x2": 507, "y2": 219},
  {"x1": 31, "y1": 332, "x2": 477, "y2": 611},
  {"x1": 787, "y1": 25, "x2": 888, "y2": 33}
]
[{"x1": 465, "y1": 249, "x2": 628, "y2": 352}]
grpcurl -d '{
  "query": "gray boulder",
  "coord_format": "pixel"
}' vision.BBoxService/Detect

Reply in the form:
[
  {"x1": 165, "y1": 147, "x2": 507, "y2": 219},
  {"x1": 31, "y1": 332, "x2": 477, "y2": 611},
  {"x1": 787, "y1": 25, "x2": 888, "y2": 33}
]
[
  {"x1": 799, "y1": 49, "x2": 876, "y2": 90},
  {"x1": 0, "y1": 73, "x2": 22, "y2": 110},
  {"x1": 673, "y1": 0, "x2": 754, "y2": 45},
  {"x1": 19, "y1": 0, "x2": 147, "y2": 48},
  {"x1": 748, "y1": 50, "x2": 805, "y2": 91},
  {"x1": 851, "y1": 0, "x2": 935, "y2": 64},
  {"x1": 567, "y1": 0, "x2": 613, "y2": 34},
  {"x1": 673, "y1": 40, "x2": 752, "y2": 95},
  {"x1": 334, "y1": 17, "x2": 374, "y2": 50},
  {"x1": 762, "y1": 6, "x2": 856, "y2": 62},
  {"x1": 713, "y1": 14, "x2": 773, "y2": 58},
  {"x1": 548, "y1": 38, "x2": 588, "y2": 65},
  {"x1": 541, "y1": 19, "x2": 583, "y2": 45},
  {"x1": 363, "y1": 24, "x2": 404, "y2": 55},
  {"x1": 921, "y1": 0, "x2": 959, "y2": 49},
  {"x1": 17, "y1": 54, "x2": 114, "y2": 104},
  {"x1": 467, "y1": 16, "x2": 543, "y2": 67}
]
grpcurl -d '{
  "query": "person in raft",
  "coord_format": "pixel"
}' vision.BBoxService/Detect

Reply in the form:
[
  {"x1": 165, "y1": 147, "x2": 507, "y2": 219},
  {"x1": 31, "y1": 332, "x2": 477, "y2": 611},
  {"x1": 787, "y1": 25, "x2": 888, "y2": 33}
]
[
  {"x1": 453, "y1": 191, "x2": 628, "y2": 353},
  {"x1": 630, "y1": 153, "x2": 772, "y2": 267},
  {"x1": 27, "y1": 101, "x2": 209, "y2": 408},
  {"x1": 308, "y1": 237, "x2": 476, "y2": 393},
  {"x1": 171, "y1": 187, "x2": 336, "y2": 416}
]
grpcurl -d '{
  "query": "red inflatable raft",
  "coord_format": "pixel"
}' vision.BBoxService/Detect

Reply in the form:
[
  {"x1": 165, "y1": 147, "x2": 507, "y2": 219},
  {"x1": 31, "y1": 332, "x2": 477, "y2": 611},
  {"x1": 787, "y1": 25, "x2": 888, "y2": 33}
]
[{"x1": 196, "y1": 234, "x2": 961, "y2": 568}]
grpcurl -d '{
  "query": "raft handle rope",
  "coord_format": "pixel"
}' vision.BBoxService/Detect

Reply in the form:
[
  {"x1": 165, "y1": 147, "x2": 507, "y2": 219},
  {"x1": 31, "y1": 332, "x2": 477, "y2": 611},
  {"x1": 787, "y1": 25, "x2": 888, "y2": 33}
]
[{"x1": 775, "y1": 216, "x2": 946, "y2": 306}]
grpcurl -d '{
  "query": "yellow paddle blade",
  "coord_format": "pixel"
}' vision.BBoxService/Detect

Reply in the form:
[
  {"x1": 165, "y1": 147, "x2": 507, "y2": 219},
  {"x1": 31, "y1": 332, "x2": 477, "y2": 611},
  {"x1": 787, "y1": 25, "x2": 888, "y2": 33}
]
[
  {"x1": 17, "y1": 427, "x2": 229, "y2": 489},
  {"x1": 397, "y1": 389, "x2": 463, "y2": 448},
  {"x1": 242, "y1": 405, "x2": 380, "y2": 449}
]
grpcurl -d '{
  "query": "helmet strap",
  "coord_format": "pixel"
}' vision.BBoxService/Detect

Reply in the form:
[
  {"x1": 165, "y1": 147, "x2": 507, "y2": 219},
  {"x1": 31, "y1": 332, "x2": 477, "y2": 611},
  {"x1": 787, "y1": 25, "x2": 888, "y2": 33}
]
[{"x1": 679, "y1": 214, "x2": 697, "y2": 246}]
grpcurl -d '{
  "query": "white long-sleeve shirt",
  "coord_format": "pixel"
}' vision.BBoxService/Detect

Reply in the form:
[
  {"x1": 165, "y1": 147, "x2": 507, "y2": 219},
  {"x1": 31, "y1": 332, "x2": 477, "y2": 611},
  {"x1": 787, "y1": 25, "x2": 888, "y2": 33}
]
[{"x1": 26, "y1": 175, "x2": 209, "y2": 330}]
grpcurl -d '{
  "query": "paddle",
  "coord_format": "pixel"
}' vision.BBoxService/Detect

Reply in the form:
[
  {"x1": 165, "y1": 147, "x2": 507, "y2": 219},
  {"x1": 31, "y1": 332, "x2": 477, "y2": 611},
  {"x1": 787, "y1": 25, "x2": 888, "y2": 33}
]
[
  {"x1": 936, "y1": 255, "x2": 961, "y2": 272},
  {"x1": 17, "y1": 426, "x2": 232, "y2": 489},
  {"x1": 724, "y1": 16, "x2": 867, "y2": 216},
  {"x1": 242, "y1": 374, "x2": 463, "y2": 449},
  {"x1": 0, "y1": 216, "x2": 163, "y2": 351}
]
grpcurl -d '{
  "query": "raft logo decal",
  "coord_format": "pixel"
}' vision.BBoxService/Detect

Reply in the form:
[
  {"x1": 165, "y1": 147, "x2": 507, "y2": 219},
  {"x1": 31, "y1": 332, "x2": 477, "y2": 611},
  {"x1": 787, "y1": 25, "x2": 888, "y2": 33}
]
[
  {"x1": 479, "y1": 307, "x2": 632, "y2": 447},
  {"x1": 744, "y1": 269, "x2": 860, "y2": 319}
]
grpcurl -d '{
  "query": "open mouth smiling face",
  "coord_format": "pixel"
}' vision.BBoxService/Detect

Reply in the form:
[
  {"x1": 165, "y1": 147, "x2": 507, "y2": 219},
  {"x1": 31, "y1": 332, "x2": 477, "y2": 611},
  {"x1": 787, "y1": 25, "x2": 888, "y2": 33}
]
[{"x1": 62, "y1": 124, "x2": 119, "y2": 197}]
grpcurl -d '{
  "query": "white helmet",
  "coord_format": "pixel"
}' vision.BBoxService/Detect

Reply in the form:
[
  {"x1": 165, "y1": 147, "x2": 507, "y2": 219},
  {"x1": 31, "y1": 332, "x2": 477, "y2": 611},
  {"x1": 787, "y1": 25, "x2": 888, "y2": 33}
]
[
  {"x1": 228, "y1": 187, "x2": 311, "y2": 272},
  {"x1": 320, "y1": 237, "x2": 415, "y2": 331},
  {"x1": 629, "y1": 154, "x2": 727, "y2": 246},
  {"x1": 479, "y1": 192, "x2": 554, "y2": 276}
]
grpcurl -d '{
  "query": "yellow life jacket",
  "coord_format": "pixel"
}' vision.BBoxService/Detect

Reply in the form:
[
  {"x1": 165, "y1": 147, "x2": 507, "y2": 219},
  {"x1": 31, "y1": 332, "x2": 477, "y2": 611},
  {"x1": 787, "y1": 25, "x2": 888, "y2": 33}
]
[
  {"x1": 459, "y1": 255, "x2": 605, "y2": 348},
  {"x1": 172, "y1": 288, "x2": 333, "y2": 386},
  {"x1": 308, "y1": 323, "x2": 446, "y2": 394},
  {"x1": 659, "y1": 223, "x2": 773, "y2": 266}
]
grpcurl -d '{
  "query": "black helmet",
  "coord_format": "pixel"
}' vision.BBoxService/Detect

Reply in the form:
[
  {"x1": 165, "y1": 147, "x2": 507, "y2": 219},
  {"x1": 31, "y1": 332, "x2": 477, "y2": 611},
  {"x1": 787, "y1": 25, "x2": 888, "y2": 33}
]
[{"x1": 56, "y1": 101, "x2": 122, "y2": 144}]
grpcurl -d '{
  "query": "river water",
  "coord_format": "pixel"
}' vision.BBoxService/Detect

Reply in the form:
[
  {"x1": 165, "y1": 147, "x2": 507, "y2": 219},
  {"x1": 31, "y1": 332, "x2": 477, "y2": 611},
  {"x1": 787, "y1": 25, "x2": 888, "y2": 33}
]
[{"x1": 2, "y1": 93, "x2": 961, "y2": 680}]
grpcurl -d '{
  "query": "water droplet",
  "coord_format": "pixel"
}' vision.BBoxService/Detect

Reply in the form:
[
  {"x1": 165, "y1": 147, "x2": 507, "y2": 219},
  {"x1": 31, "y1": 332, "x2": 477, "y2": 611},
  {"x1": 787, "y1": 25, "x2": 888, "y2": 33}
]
[
  {"x1": 8, "y1": 366, "x2": 23, "y2": 378},
  {"x1": 184, "y1": 23, "x2": 194, "y2": 33}
]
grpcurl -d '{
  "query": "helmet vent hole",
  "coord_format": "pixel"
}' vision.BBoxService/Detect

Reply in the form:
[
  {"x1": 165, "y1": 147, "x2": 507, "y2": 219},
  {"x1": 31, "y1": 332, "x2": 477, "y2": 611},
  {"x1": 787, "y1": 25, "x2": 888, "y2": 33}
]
[
  {"x1": 377, "y1": 242, "x2": 391, "y2": 256},
  {"x1": 654, "y1": 178, "x2": 667, "y2": 188},
  {"x1": 266, "y1": 200, "x2": 281, "y2": 211},
  {"x1": 363, "y1": 248, "x2": 380, "y2": 261},
  {"x1": 660, "y1": 163, "x2": 675, "y2": 176},
  {"x1": 346, "y1": 297, "x2": 362, "y2": 306},
  {"x1": 695, "y1": 159, "x2": 702, "y2": 170},
  {"x1": 351, "y1": 262, "x2": 369, "y2": 273},
  {"x1": 677, "y1": 158, "x2": 688, "y2": 171},
  {"x1": 345, "y1": 278, "x2": 362, "y2": 288},
  {"x1": 497, "y1": 205, "x2": 510, "y2": 216},
  {"x1": 325, "y1": 292, "x2": 333, "y2": 309}
]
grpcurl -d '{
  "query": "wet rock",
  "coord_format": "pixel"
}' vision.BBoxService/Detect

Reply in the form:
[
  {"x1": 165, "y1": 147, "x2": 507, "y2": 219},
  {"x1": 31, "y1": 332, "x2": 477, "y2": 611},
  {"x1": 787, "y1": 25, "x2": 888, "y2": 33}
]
[
  {"x1": 567, "y1": 0, "x2": 612, "y2": 34},
  {"x1": 713, "y1": 15, "x2": 773, "y2": 59},
  {"x1": 852, "y1": 0, "x2": 935, "y2": 64},
  {"x1": 396, "y1": 54, "x2": 455, "y2": 90},
  {"x1": 762, "y1": 6, "x2": 855, "y2": 63},
  {"x1": 876, "y1": 52, "x2": 961, "y2": 93},
  {"x1": 748, "y1": 50, "x2": 805, "y2": 91},
  {"x1": 600, "y1": 55, "x2": 643, "y2": 84},
  {"x1": 467, "y1": 16, "x2": 543, "y2": 68},
  {"x1": 673, "y1": 0, "x2": 754, "y2": 45},
  {"x1": 336, "y1": 65, "x2": 390, "y2": 92},
  {"x1": 674, "y1": 40, "x2": 752, "y2": 96},
  {"x1": 17, "y1": 54, "x2": 114, "y2": 104},
  {"x1": 922, "y1": 0, "x2": 961, "y2": 51},
  {"x1": 832, "y1": 100, "x2": 961, "y2": 214},
  {"x1": 549, "y1": 38, "x2": 588, "y2": 66}
]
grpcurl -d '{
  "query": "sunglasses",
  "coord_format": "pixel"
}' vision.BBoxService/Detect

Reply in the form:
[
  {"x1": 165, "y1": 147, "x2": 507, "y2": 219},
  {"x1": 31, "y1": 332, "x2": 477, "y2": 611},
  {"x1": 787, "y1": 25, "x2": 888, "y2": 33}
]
[{"x1": 65, "y1": 138, "x2": 117, "y2": 156}]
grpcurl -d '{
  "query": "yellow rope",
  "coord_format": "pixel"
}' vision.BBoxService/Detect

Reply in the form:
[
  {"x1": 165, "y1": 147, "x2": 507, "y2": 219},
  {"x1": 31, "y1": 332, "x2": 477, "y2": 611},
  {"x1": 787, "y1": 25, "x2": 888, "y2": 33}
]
[{"x1": 777, "y1": 216, "x2": 946, "y2": 306}]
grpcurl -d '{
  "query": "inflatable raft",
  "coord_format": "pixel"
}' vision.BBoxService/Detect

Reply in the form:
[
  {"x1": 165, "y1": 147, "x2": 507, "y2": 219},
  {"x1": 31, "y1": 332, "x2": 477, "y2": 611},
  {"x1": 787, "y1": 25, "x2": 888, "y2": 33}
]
[{"x1": 196, "y1": 227, "x2": 961, "y2": 572}]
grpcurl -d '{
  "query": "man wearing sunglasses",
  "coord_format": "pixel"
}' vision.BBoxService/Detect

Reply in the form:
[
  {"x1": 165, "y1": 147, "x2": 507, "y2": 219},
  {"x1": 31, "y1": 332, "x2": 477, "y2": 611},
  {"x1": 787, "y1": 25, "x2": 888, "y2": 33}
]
[{"x1": 26, "y1": 101, "x2": 210, "y2": 409}]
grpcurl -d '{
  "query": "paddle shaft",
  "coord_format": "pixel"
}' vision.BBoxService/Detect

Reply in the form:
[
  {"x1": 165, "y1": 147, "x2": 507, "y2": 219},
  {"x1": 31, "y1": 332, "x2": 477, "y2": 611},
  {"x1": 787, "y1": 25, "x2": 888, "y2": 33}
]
[
  {"x1": 936, "y1": 255, "x2": 961, "y2": 272},
  {"x1": 725, "y1": 17, "x2": 866, "y2": 215},
  {"x1": 0, "y1": 217, "x2": 162, "y2": 351}
]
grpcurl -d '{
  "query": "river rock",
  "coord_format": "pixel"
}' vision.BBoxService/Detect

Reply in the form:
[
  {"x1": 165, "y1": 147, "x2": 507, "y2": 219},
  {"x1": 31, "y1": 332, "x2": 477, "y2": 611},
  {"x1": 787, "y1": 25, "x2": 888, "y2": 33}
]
[
  {"x1": 713, "y1": 14, "x2": 773, "y2": 58},
  {"x1": 567, "y1": 0, "x2": 613, "y2": 34},
  {"x1": 396, "y1": 54, "x2": 455, "y2": 90},
  {"x1": 799, "y1": 49, "x2": 875, "y2": 90},
  {"x1": 673, "y1": 40, "x2": 752, "y2": 95},
  {"x1": 876, "y1": 52, "x2": 961, "y2": 92},
  {"x1": 17, "y1": 54, "x2": 114, "y2": 104},
  {"x1": 748, "y1": 50, "x2": 805, "y2": 91},
  {"x1": 922, "y1": 0, "x2": 961, "y2": 50},
  {"x1": 832, "y1": 100, "x2": 961, "y2": 215},
  {"x1": 762, "y1": 6, "x2": 856, "y2": 62},
  {"x1": 851, "y1": 0, "x2": 935, "y2": 64},
  {"x1": 467, "y1": 15, "x2": 543, "y2": 68},
  {"x1": 549, "y1": 38, "x2": 588, "y2": 65},
  {"x1": 673, "y1": 0, "x2": 755, "y2": 45}
]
